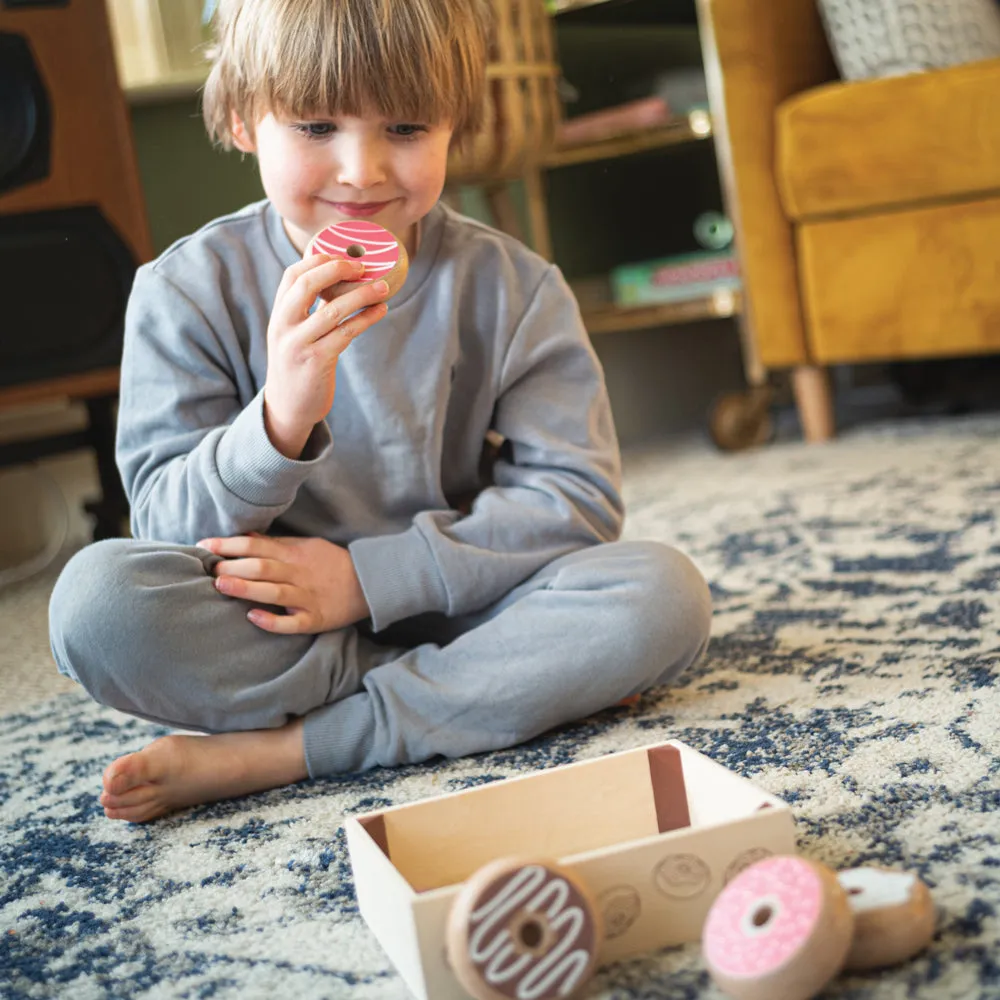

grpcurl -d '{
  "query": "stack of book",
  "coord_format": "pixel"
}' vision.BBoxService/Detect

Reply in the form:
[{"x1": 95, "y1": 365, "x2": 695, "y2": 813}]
[{"x1": 610, "y1": 250, "x2": 741, "y2": 307}]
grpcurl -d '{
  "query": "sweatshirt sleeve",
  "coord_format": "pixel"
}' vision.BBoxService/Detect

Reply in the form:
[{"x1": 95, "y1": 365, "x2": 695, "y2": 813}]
[
  {"x1": 349, "y1": 266, "x2": 623, "y2": 631},
  {"x1": 117, "y1": 266, "x2": 332, "y2": 543}
]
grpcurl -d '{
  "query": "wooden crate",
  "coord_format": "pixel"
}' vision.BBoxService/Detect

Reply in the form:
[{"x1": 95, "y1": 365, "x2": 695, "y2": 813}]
[{"x1": 449, "y1": 0, "x2": 564, "y2": 184}]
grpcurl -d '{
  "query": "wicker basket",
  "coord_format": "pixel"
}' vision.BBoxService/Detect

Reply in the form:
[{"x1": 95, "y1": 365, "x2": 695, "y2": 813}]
[{"x1": 448, "y1": 0, "x2": 564, "y2": 185}]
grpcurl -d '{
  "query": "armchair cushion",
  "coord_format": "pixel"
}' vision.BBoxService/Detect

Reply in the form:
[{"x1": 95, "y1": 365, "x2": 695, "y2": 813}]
[{"x1": 775, "y1": 57, "x2": 1000, "y2": 221}]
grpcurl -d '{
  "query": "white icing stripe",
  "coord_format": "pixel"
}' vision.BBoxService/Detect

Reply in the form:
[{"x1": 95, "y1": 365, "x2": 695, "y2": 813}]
[
  {"x1": 467, "y1": 866, "x2": 591, "y2": 999},
  {"x1": 313, "y1": 240, "x2": 398, "y2": 256},
  {"x1": 470, "y1": 868, "x2": 547, "y2": 959},
  {"x1": 485, "y1": 946, "x2": 533, "y2": 985},
  {"x1": 315, "y1": 239, "x2": 399, "y2": 251},
  {"x1": 839, "y1": 869, "x2": 917, "y2": 912},
  {"x1": 518, "y1": 909, "x2": 588, "y2": 999}
]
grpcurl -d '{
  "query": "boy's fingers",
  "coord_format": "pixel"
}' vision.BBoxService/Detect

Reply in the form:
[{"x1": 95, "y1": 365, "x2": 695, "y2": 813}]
[
  {"x1": 212, "y1": 557, "x2": 293, "y2": 583},
  {"x1": 323, "y1": 302, "x2": 390, "y2": 357},
  {"x1": 213, "y1": 577, "x2": 303, "y2": 607},
  {"x1": 300, "y1": 281, "x2": 390, "y2": 344},
  {"x1": 280, "y1": 258, "x2": 366, "y2": 320},
  {"x1": 199, "y1": 534, "x2": 278, "y2": 558},
  {"x1": 276, "y1": 253, "x2": 330, "y2": 298},
  {"x1": 246, "y1": 608, "x2": 315, "y2": 634}
]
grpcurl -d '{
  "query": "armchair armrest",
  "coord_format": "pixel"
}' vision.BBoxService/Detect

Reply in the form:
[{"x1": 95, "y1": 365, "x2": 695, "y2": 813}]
[
  {"x1": 698, "y1": 0, "x2": 838, "y2": 367},
  {"x1": 778, "y1": 57, "x2": 1000, "y2": 219}
]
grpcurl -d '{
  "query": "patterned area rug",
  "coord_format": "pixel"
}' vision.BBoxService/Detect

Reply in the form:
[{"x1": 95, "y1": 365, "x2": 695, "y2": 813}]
[{"x1": 2, "y1": 416, "x2": 999, "y2": 999}]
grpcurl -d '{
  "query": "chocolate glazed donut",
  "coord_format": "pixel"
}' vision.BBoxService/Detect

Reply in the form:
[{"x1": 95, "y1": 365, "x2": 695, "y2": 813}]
[{"x1": 446, "y1": 858, "x2": 604, "y2": 1000}]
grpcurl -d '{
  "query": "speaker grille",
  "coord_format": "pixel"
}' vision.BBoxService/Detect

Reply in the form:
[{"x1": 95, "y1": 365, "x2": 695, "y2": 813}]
[
  {"x1": 0, "y1": 206, "x2": 137, "y2": 387},
  {"x1": 0, "y1": 32, "x2": 52, "y2": 196}
]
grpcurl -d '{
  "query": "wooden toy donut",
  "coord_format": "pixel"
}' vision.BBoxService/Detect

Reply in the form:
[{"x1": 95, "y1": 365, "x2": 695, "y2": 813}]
[
  {"x1": 445, "y1": 857, "x2": 604, "y2": 1000},
  {"x1": 305, "y1": 220, "x2": 409, "y2": 301},
  {"x1": 701, "y1": 855, "x2": 853, "y2": 1000},
  {"x1": 838, "y1": 867, "x2": 936, "y2": 971}
]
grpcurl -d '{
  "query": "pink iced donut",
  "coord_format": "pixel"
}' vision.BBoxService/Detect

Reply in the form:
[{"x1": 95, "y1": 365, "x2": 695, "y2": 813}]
[
  {"x1": 306, "y1": 220, "x2": 409, "y2": 300},
  {"x1": 702, "y1": 856, "x2": 853, "y2": 1000}
]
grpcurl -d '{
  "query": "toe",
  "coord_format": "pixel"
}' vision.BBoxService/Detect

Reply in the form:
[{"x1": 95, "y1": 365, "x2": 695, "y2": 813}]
[
  {"x1": 100, "y1": 785, "x2": 156, "y2": 810},
  {"x1": 104, "y1": 748, "x2": 162, "y2": 796},
  {"x1": 104, "y1": 800, "x2": 167, "y2": 823}
]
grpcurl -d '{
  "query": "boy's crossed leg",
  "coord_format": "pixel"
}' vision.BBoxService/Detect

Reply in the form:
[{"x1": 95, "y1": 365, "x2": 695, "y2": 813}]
[{"x1": 50, "y1": 538, "x2": 710, "y2": 821}]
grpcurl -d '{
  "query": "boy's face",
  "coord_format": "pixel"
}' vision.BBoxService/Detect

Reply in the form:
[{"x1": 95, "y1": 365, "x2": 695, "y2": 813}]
[{"x1": 234, "y1": 108, "x2": 454, "y2": 257}]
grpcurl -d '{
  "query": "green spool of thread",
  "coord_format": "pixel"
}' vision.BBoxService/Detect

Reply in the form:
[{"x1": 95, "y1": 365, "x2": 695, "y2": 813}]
[{"x1": 694, "y1": 212, "x2": 734, "y2": 250}]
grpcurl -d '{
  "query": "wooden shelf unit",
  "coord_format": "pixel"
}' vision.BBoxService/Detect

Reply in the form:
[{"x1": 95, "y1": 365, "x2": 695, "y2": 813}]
[
  {"x1": 530, "y1": 0, "x2": 739, "y2": 337},
  {"x1": 544, "y1": 110, "x2": 712, "y2": 168},
  {"x1": 571, "y1": 276, "x2": 740, "y2": 335}
]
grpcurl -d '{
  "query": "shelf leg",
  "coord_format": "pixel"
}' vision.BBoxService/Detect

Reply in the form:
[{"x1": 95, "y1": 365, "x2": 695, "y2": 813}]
[
  {"x1": 484, "y1": 182, "x2": 526, "y2": 243},
  {"x1": 523, "y1": 168, "x2": 553, "y2": 261}
]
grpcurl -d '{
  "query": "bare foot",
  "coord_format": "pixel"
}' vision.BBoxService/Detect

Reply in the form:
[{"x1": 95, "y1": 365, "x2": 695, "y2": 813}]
[{"x1": 99, "y1": 718, "x2": 308, "y2": 822}]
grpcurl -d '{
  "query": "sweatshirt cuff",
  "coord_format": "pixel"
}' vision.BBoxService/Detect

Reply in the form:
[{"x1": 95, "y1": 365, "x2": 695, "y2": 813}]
[
  {"x1": 349, "y1": 526, "x2": 450, "y2": 632},
  {"x1": 215, "y1": 390, "x2": 332, "y2": 507}
]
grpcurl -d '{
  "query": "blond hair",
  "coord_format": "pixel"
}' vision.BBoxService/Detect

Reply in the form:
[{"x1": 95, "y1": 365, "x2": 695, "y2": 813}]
[{"x1": 203, "y1": 0, "x2": 493, "y2": 147}]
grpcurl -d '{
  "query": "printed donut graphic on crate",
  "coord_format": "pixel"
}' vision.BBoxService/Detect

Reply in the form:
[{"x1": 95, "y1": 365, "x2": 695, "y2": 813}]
[
  {"x1": 653, "y1": 853, "x2": 712, "y2": 900},
  {"x1": 724, "y1": 848, "x2": 774, "y2": 885},
  {"x1": 598, "y1": 885, "x2": 642, "y2": 940},
  {"x1": 446, "y1": 858, "x2": 603, "y2": 1000}
]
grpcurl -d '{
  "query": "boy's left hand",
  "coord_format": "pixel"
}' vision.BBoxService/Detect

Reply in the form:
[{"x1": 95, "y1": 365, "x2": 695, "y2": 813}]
[{"x1": 197, "y1": 533, "x2": 370, "y2": 634}]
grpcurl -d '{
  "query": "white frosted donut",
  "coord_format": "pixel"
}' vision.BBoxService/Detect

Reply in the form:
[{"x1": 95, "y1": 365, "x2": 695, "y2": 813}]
[
  {"x1": 701, "y1": 855, "x2": 853, "y2": 1000},
  {"x1": 838, "y1": 867, "x2": 936, "y2": 970},
  {"x1": 305, "y1": 220, "x2": 409, "y2": 301},
  {"x1": 445, "y1": 857, "x2": 603, "y2": 1000}
]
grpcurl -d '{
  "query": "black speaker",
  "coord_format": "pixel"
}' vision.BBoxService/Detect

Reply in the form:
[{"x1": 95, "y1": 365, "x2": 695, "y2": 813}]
[
  {"x1": 0, "y1": 0, "x2": 151, "y2": 540},
  {"x1": 0, "y1": 0, "x2": 151, "y2": 388}
]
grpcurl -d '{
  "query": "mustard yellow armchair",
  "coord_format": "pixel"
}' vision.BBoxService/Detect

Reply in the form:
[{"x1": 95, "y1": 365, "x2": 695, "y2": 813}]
[{"x1": 699, "y1": 0, "x2": 1000, "y2": 441}]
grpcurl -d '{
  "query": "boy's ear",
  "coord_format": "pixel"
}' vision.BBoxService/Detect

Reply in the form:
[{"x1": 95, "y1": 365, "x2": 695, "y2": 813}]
[{"x1": 231, "y1": 113, "x2": 256, "y2": 154}]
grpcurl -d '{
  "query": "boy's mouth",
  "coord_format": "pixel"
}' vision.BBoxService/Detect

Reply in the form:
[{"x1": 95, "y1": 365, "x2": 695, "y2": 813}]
[{"x1": 327, "y1": 200, "x2": 394, "y2": 218}]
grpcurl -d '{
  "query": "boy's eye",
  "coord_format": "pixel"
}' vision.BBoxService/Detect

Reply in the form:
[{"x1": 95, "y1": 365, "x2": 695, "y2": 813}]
[
  {"x1": 389, "y1": 124, "x2": 428, "y2": 139},
  {"x1": 294, "y1": 122, "x2": 336, "y2": 140}
]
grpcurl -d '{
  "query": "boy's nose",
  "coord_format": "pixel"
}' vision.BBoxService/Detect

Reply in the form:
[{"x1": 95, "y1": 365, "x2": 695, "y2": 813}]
[{"x1": 335, "y1": 138, "x2": 387, "y2": 190}]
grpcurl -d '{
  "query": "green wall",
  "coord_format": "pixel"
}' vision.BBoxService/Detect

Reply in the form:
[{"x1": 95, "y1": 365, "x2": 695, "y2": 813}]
[{"x1": 130, "y1": 99, "x2": 264, "y2": 254}]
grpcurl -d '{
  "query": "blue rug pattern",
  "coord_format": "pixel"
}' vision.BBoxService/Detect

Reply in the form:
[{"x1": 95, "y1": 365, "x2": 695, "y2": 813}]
[{"x1": 2, "y1": 416, "x2": 999, "y2": 998}]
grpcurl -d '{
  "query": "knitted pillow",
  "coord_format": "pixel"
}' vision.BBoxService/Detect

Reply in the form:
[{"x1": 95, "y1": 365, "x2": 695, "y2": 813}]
[{"x1": 816, "y1": 0, "x2": 1000, "y2": 80}]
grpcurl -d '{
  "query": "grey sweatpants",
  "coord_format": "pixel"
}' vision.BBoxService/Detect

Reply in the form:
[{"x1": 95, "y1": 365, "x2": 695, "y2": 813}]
[{"x1": 48, "y1": 539, "x2": 711, "y2": 777}]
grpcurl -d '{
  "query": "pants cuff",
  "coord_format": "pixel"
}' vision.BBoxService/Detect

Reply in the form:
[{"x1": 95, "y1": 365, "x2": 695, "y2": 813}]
[{"x1": 303, "y1": 694, "x2": 376, "y2": 778}]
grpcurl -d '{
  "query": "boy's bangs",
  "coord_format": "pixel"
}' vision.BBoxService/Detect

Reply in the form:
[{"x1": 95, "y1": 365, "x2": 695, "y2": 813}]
[{"x1": 256, "y1": 1, "x2": 472, "y2": 127}]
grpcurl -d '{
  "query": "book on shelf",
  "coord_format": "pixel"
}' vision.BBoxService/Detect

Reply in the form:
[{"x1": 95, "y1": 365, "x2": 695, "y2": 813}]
[
  {"x1": 555, "y1": 97, "x2": 673, "y2": 148},
  {"x1": 611, "y1": 251, "x2": 741, "y2": 307}
]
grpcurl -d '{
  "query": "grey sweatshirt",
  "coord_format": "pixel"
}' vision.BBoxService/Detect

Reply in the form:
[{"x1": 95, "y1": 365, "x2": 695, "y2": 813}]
[{"x1": 117, "y1": 200, "x2": 624, "y2": 632}]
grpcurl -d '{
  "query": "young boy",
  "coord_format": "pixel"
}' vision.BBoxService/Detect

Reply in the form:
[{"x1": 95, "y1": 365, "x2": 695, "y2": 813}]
[{"x1": 49, "y1": 0, "x2": 712, "y2": 822}]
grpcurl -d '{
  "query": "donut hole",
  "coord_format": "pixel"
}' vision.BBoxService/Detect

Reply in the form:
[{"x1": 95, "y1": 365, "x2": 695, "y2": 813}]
[
  {"x1": 508, "y1": 912, "x2": 553, "y2": 956},
  {"x1": 519, "y1": 920, "x2": 544, "y2": 949},
  {"x1": 752, "y1": 904, "x2": 774, "y2": 928},
  {"x1": 848, "y1": 887, "x2": 864, "y2": 895},
  {"x1": 346, "y1": 244, "x2": 366, "y2": 258}
]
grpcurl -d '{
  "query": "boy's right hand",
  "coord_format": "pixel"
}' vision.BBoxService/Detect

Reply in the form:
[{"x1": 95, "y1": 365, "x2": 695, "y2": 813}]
[{"x1": 263, "y1": 254, "x2": 391, "y2": 459}]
